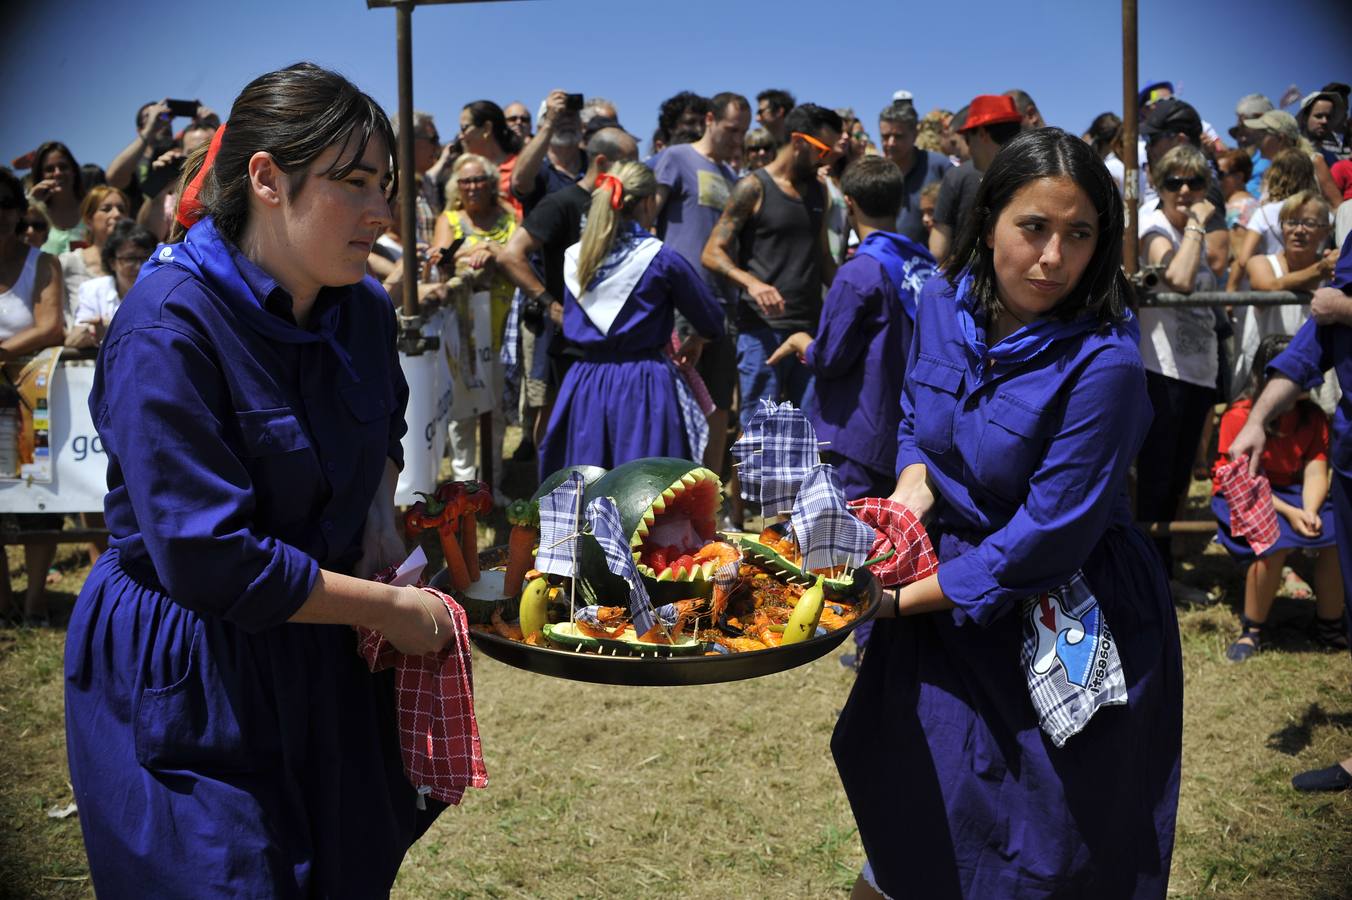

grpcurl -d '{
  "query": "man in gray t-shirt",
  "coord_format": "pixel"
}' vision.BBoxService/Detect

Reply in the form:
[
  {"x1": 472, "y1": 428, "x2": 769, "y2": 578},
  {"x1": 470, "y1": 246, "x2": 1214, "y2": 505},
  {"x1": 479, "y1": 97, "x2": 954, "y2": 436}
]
[{"x1": 878, "y1": 101, "x2": 952, "y2": 243}]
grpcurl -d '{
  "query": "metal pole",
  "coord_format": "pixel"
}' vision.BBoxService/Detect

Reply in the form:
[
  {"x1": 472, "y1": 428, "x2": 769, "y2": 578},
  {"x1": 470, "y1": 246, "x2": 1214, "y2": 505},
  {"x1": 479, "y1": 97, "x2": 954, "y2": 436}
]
[
  {"x1": 394, "y1": 0, "x2": 419, "y2": 322},
  {"x1": 1142, "y1": 290, "x2": 1312, "y2": 308},
  {"x1": 1122, "y1": 0, "x2": 1139, "y2": 276}
]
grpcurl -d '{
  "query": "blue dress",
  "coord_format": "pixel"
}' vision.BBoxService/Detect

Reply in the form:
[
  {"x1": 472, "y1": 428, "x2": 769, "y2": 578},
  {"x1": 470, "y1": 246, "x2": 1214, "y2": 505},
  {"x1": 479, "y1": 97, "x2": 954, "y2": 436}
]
[
  {"x1": 539, "y1": 231, "x2": 724, "y2": 475},
  {"x1": 63, "y1": 218, "x2": 437, "y2": 896},
  {"x1": 832, "y1": 277, "x2": 1183, "y2": 898},
  {"x1": 1269, "y1": 229, "x2": 1352, "y2": 622}
]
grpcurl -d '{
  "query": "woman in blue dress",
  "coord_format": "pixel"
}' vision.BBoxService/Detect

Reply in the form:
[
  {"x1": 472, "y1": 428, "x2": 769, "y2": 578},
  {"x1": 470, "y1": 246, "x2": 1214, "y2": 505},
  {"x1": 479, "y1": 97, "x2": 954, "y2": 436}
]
[
  {"x1": 63, "y1": 63, "x2": 461, "y2": 896},
  {"x1": 539, "y1": 161, "x2": 724, "y2": 475},
  {"x1": 833, "y1": 129, "x2": 1183, "y2": 898}
]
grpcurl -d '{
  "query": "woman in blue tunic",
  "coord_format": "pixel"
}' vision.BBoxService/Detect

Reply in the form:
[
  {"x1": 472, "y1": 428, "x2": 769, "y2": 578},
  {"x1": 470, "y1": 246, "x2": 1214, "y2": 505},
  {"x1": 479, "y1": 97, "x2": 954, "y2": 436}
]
[
  {"x1": 833, "y1": 129, "x2": 1183, "y2": 898},
  {"x1": 539, "y1": 160, "x2": 724, "y2": 475},
  {"x1": 63, "y1": 63, "x2": 461, "y2": 896}
]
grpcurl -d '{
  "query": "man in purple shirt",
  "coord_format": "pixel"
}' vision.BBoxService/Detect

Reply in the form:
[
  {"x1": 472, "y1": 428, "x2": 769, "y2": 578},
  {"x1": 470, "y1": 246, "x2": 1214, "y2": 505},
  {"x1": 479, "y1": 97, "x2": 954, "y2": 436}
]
[
  {"x1": 654, "y1": 92, "x2": 750, "y2": 473},
  {"x1": 768, "y1": 156, "x2": 936, "y2": 500}
]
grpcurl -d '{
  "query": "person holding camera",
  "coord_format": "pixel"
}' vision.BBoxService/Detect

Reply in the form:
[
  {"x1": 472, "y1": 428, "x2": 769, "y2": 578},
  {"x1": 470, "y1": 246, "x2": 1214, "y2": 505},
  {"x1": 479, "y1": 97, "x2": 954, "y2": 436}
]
[
  {"x1": 512, "y1": 89, "x2": 588, "y2": 218},
  {"x1": 106, "y1": 98, "x2": 216, "y2": 214}
]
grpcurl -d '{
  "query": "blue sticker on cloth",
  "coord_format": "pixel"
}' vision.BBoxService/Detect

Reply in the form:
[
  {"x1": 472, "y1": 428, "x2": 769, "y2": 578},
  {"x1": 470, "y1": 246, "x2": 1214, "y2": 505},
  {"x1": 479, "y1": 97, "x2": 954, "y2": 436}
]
[{"x1": 1019, "y1": 571, "x2": 1127, "y2": 747}]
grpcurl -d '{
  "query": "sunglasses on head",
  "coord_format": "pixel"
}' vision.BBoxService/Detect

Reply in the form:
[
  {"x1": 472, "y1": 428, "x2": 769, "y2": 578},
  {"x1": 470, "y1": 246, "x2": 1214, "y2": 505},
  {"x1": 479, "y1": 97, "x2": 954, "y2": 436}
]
[
  {"x1": 791, "y1": 131, "x2": 833, "y2": 162},
  {"x1": 1161, "y1": 175, "x2": 1206, "y2": 192}
]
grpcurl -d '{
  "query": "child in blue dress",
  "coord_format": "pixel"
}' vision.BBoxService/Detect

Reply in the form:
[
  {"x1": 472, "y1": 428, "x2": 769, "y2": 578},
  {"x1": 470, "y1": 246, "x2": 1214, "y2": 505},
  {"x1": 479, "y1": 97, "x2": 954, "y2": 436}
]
[
  {"x1": 833, "y1": 129, "x2": 1182, "y2": 898},
  {"x1": 539, "y1": 161, "x2": 724, "y2": 474},
  {"x1": 63, "y1": 64, "x2": 462, "y2": 896}
]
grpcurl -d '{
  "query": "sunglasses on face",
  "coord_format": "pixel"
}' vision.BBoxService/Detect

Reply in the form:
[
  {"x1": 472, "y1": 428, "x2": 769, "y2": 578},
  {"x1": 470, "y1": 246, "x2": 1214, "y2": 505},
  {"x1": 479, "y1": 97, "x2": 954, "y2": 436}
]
[
  {"x1": 113, "y1": 254, "x2": 146, "y2": 264},
  {"x1": 22, "y1": 219, "x2": 48, "y2": 231},
  {"x1": 791, "y1": 131, "x2": 832, "y2": 162},
  {"x1": 747, "y1": 145, "x2": 774, "y2": 154},
  {"x1": 1161, "y1": 175, "x2": 1206, "y2": 192},
  {"x1": 505, "y1": 115, "x2": 530, "y2": 124},
  {"x1": 457, "y1": 175, "x2": 491, "y2": 187},
  {"x1": 1282, "y1": 218, "x2": 1328, "y2": 231}
]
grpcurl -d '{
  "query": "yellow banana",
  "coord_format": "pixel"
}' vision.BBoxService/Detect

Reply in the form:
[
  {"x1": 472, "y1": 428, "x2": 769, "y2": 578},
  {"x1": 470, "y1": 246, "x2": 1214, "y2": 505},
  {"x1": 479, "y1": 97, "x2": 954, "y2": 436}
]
[
  {"x1": 518, "y1": 576, "x2": 550, "y2": 638},
  {"x1": 781, "y1": 575, "x2": 825, "y2": 645}
]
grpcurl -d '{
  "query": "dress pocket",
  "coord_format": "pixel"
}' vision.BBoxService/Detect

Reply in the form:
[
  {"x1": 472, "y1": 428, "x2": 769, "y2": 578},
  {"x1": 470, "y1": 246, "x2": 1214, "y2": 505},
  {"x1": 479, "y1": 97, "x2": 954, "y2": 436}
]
[
  {"x1": 133, "y1": 626, "x2": 261, "y2": 773},
  {"x1": 974, "y1": 393, "x2": 1049, "y2": 502},
  {"x1": 910, "y1": 355, "x2": 964, "y2": 455},
  {"x1": 237, "y1": 407, "x2": 312, "y2": 456}
]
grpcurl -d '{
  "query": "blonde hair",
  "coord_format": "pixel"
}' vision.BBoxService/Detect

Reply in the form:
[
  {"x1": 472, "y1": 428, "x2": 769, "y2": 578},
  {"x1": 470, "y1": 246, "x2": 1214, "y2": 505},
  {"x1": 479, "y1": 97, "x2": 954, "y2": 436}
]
[
  {"x1": 1262, "y1": 149, "x2": 1317, "y2": 203},
  {"x1": 574, "y1": 161, "x2": 657, "y2": 292},
  {"x1": 79, "y1": 184, "x2": 129, "y2": 225},
  {"x1": 1152, "y1": 144, "x2": 1209, "y2": 188},
  {"x1": 444, "y1": 153, "x2": 511, "y2": 216},
  {"x1": 1278, "y1": 189, "x2": 1331, "y2": 224}
]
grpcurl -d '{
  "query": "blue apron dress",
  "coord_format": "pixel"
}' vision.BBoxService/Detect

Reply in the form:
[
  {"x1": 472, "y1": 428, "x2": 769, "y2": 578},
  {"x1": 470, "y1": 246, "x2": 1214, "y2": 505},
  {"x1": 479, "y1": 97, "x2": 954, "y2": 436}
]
[
  {"x1": 63, "y1": 217, "x2": 438, "y2": 896},
  {"x1": 832, "y1": 276, "x2": 1183, "y2": 897}
]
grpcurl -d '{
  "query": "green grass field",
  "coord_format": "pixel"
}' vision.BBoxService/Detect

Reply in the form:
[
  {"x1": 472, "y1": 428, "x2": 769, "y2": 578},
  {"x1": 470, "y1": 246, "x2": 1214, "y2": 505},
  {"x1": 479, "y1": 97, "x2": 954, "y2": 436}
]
[{"x1": 3, "y1": 476, "x2": 1351, "y2": 898}]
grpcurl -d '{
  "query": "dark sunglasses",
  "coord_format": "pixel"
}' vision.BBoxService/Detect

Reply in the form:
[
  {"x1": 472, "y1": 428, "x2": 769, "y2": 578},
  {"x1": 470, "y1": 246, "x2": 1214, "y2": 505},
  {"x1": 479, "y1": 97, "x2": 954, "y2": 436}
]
[
  {"x1": 1161, "y1": 175, "x2": 1206, "y2": 192},
  {"x1": 505, "y1": 115, "x2": 531, "y2": 124},
  {"x1": 22, "y1": 219, "x2": 48, "y2": 231},
  {"x1": 457, "y1": 175, "x2": 491, "y2": 187}
]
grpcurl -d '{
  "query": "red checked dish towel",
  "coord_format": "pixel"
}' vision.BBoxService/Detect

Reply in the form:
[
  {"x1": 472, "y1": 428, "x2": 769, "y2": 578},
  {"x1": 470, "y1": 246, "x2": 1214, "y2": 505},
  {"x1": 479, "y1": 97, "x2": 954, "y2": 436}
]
[
  {"x1": 1215, "y1": 455, "x2": 1280, "y2": 556},
  {"x1": 846, "y1": 497, "x2": 939, "y2": 587},
  {"x1": 357, "y1": 585, "x2": 488, "y2": 807}
]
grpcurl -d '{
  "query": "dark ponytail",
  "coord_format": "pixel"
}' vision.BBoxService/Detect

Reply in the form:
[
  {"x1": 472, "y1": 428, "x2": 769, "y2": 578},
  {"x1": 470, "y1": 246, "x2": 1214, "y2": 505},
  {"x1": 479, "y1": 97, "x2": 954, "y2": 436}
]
[
  {"x1": 464, "y1": 100, "x2": 522, "y2": 156},
  {"x1": 173, "y1": 62, "x2": 396, "y2": 245}
]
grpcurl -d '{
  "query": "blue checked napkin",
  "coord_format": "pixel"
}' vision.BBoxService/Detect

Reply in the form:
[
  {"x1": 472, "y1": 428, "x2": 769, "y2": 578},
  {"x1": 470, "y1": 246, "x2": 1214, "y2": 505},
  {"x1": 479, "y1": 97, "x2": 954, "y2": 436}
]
[
  {"x1": 733, "y1": 401, "x2": 818, "y2": 511},
  {"x1": 1019, "y1": 572, "x2": 1127, "y2": 747},
  {"x1": 585, "y1": 496, "x2": 656, "y2": 636},
  {"x1": 535, "y1": 472, "x2": 586, "y2": 578},
  {"x1": 790, "y1": 464, "x2": 875, "y2": 571},
  {"x1": 671, "y1": 360, "x2": 709, "y2": 464}
]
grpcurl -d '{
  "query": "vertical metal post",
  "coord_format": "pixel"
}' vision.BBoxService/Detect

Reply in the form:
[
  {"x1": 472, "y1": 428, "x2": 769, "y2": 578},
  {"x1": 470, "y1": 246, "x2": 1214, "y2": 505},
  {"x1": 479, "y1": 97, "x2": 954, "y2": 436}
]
[
  {"x1": 1122, "y1": 0, "x2": 1139, "y2": 276},
  {"x1": 394, "y1": 0, "x2": 419, "y2": 319}
]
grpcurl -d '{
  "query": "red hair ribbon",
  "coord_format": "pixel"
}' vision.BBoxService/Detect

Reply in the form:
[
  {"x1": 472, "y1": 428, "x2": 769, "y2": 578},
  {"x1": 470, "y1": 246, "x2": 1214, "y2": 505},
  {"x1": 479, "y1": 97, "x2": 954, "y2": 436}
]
[
  {"x1": 594, "y1": 172, "x2": 624, "y2": 210},
  {"x1": 175, "y1": 123, "x2": 227, "y2": 231}
]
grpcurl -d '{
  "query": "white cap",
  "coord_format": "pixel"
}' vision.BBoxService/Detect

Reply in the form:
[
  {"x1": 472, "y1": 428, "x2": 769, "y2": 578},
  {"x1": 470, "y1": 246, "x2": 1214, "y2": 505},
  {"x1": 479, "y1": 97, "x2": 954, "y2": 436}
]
[{"x1": 892, "y1": 90, "x2": 914, "y2": 103}]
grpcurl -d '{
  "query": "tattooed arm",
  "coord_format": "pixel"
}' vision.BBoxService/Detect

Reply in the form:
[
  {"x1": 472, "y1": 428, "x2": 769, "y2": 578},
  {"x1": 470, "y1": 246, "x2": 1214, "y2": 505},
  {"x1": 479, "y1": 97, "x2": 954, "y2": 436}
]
[{"x1": 702, "y1": 174, "x2": 784, "y2": 317}]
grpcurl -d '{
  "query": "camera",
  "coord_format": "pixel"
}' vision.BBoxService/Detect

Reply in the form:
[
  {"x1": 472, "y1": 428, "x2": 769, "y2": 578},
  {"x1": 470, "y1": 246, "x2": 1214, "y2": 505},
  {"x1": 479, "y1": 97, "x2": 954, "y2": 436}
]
[
  {"x1": 520, "y1": 291, "x2": 555, "y2": 330},
  {"x1": 564, "y1": 93, "x2": 584, "y2": 112}
]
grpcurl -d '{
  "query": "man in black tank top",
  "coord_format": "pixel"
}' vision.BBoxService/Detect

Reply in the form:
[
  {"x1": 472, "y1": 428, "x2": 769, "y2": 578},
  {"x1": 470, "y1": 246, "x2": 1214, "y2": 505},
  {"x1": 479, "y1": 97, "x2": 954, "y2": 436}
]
[{"x1": 702, "y1": 103, "x2": 842, "y2": 429}]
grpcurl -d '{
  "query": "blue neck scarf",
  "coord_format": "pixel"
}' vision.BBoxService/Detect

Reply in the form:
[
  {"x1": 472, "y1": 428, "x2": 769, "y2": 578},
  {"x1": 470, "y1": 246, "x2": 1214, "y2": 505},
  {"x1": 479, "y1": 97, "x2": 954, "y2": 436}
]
[
  {"x1": 953, "y1": 273, "x2": 1134, "y2": 375},
  {"x1": 140, "y1": 216, "x2": 360, "y2": 379},
  {"x1": 853, "y1": 230, "x2": 937, "y2": 320}
]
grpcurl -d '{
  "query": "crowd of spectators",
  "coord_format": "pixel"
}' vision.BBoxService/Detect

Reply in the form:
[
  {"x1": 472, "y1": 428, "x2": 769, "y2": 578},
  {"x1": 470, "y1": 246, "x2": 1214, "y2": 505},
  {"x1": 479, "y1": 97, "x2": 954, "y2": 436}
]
[{"x1": 3, "y1": 78, "x2": 1350, "y2": 648}]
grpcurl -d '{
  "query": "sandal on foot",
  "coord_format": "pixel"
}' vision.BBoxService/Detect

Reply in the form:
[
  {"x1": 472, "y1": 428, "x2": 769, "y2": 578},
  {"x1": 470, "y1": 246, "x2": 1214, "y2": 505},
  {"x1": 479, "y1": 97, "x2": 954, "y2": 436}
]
[
  {"x1": 1226, "y1": 618, "x2": 1263, "y2": 662},
  {"x1": 1292, "y1": 762, "x2": 1352, "y2": 792},
  {"x1": 1310, "y1": 615, "x2": 1350, "y2": 651},
  {"x1": 1282, "y1": 567, "x2": 1313, "y2": 601}
]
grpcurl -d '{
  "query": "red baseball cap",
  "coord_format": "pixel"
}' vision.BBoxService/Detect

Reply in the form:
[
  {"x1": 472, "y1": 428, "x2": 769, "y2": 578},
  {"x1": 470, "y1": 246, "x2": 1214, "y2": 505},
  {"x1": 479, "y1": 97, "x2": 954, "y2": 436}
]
[{"x1": 958, "y1": 95, "x2": 1022, "y2": 133}]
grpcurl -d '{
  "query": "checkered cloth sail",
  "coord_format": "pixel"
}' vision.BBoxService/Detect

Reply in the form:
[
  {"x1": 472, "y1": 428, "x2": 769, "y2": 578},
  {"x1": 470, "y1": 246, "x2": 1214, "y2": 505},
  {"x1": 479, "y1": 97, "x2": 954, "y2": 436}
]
[
  {"x1": 499, "y1": 290, "x2": 523, "y2": 423},
  {"x1": 535, "y1": 472, "x2": 586, "y2": 578},
  {"x1": 790, "y1": 464, "x2": 876, "y2": 572},
  {"x1": 1019, "y1": 572, "x2": 1127, "y2": 747},
  {"x1": 733, "y1": 400, "x2": 819, "y2": 511},
  {"x1": 585, "y1": 496, "x2": 656, "y2": 636},
  {"x1": 1215, "y1": 455, "x2": 1280, "y2": 556}
]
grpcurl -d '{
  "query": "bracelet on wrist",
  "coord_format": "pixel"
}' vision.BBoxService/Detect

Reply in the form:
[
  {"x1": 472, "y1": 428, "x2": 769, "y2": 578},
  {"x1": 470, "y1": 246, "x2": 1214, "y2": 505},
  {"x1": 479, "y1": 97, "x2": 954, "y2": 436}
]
[{"x1": 892, "y1": 588, "x2": 902, "y2": 618}]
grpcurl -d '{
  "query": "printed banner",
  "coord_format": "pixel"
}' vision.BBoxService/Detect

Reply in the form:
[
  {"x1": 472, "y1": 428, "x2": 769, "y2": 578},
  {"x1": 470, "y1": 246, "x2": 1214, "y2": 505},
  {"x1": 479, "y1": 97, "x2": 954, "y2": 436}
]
[{"x1": 0, "y1": 360, "x2": 109, "y2": 512}]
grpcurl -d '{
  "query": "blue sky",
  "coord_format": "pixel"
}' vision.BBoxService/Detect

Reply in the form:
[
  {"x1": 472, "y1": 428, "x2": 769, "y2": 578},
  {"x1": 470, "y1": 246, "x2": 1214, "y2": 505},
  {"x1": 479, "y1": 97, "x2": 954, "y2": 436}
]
[{"x1": 3, "y1": 0, "x2": 1350, "y2": 174}]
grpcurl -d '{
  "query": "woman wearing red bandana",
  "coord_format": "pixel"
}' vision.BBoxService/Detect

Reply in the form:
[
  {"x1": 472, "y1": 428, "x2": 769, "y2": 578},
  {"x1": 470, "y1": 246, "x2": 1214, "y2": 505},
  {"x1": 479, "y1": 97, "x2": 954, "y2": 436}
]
[{"x1": 63, "y1": 63, "x2": 471, "y2": 895}]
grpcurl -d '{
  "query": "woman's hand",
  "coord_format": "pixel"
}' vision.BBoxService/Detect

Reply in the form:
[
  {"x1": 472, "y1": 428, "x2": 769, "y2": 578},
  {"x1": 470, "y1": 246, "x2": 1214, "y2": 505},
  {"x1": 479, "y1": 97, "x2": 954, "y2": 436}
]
[
  {"x1": 65, "y1": 324, "x2": 99, "y2": 349},
  {"x1": 889, "y1": 464, "x2": 936, "y2": 522},
  {"x1": 1228, "y1": 421, "x2": 1268, "y2": 476},
  {"x1": 1187, "y1": 199, "x2": 1216, "y2": 226},
  {"x1": 1285, "y1": 506, "x2": 1323, "y2": 538},
  {"x1": 767, "y1": 331, "x2": 812, "y2": 366},
  {"x1": 29, "y1": 178, "x2": 57, "y2": 204},
  {"x1": 461, "y1": 246, "x2": 495, "y2": 271},
  {"x1": 380, "y1": 586, "x2": 457, "y2": 656}
]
